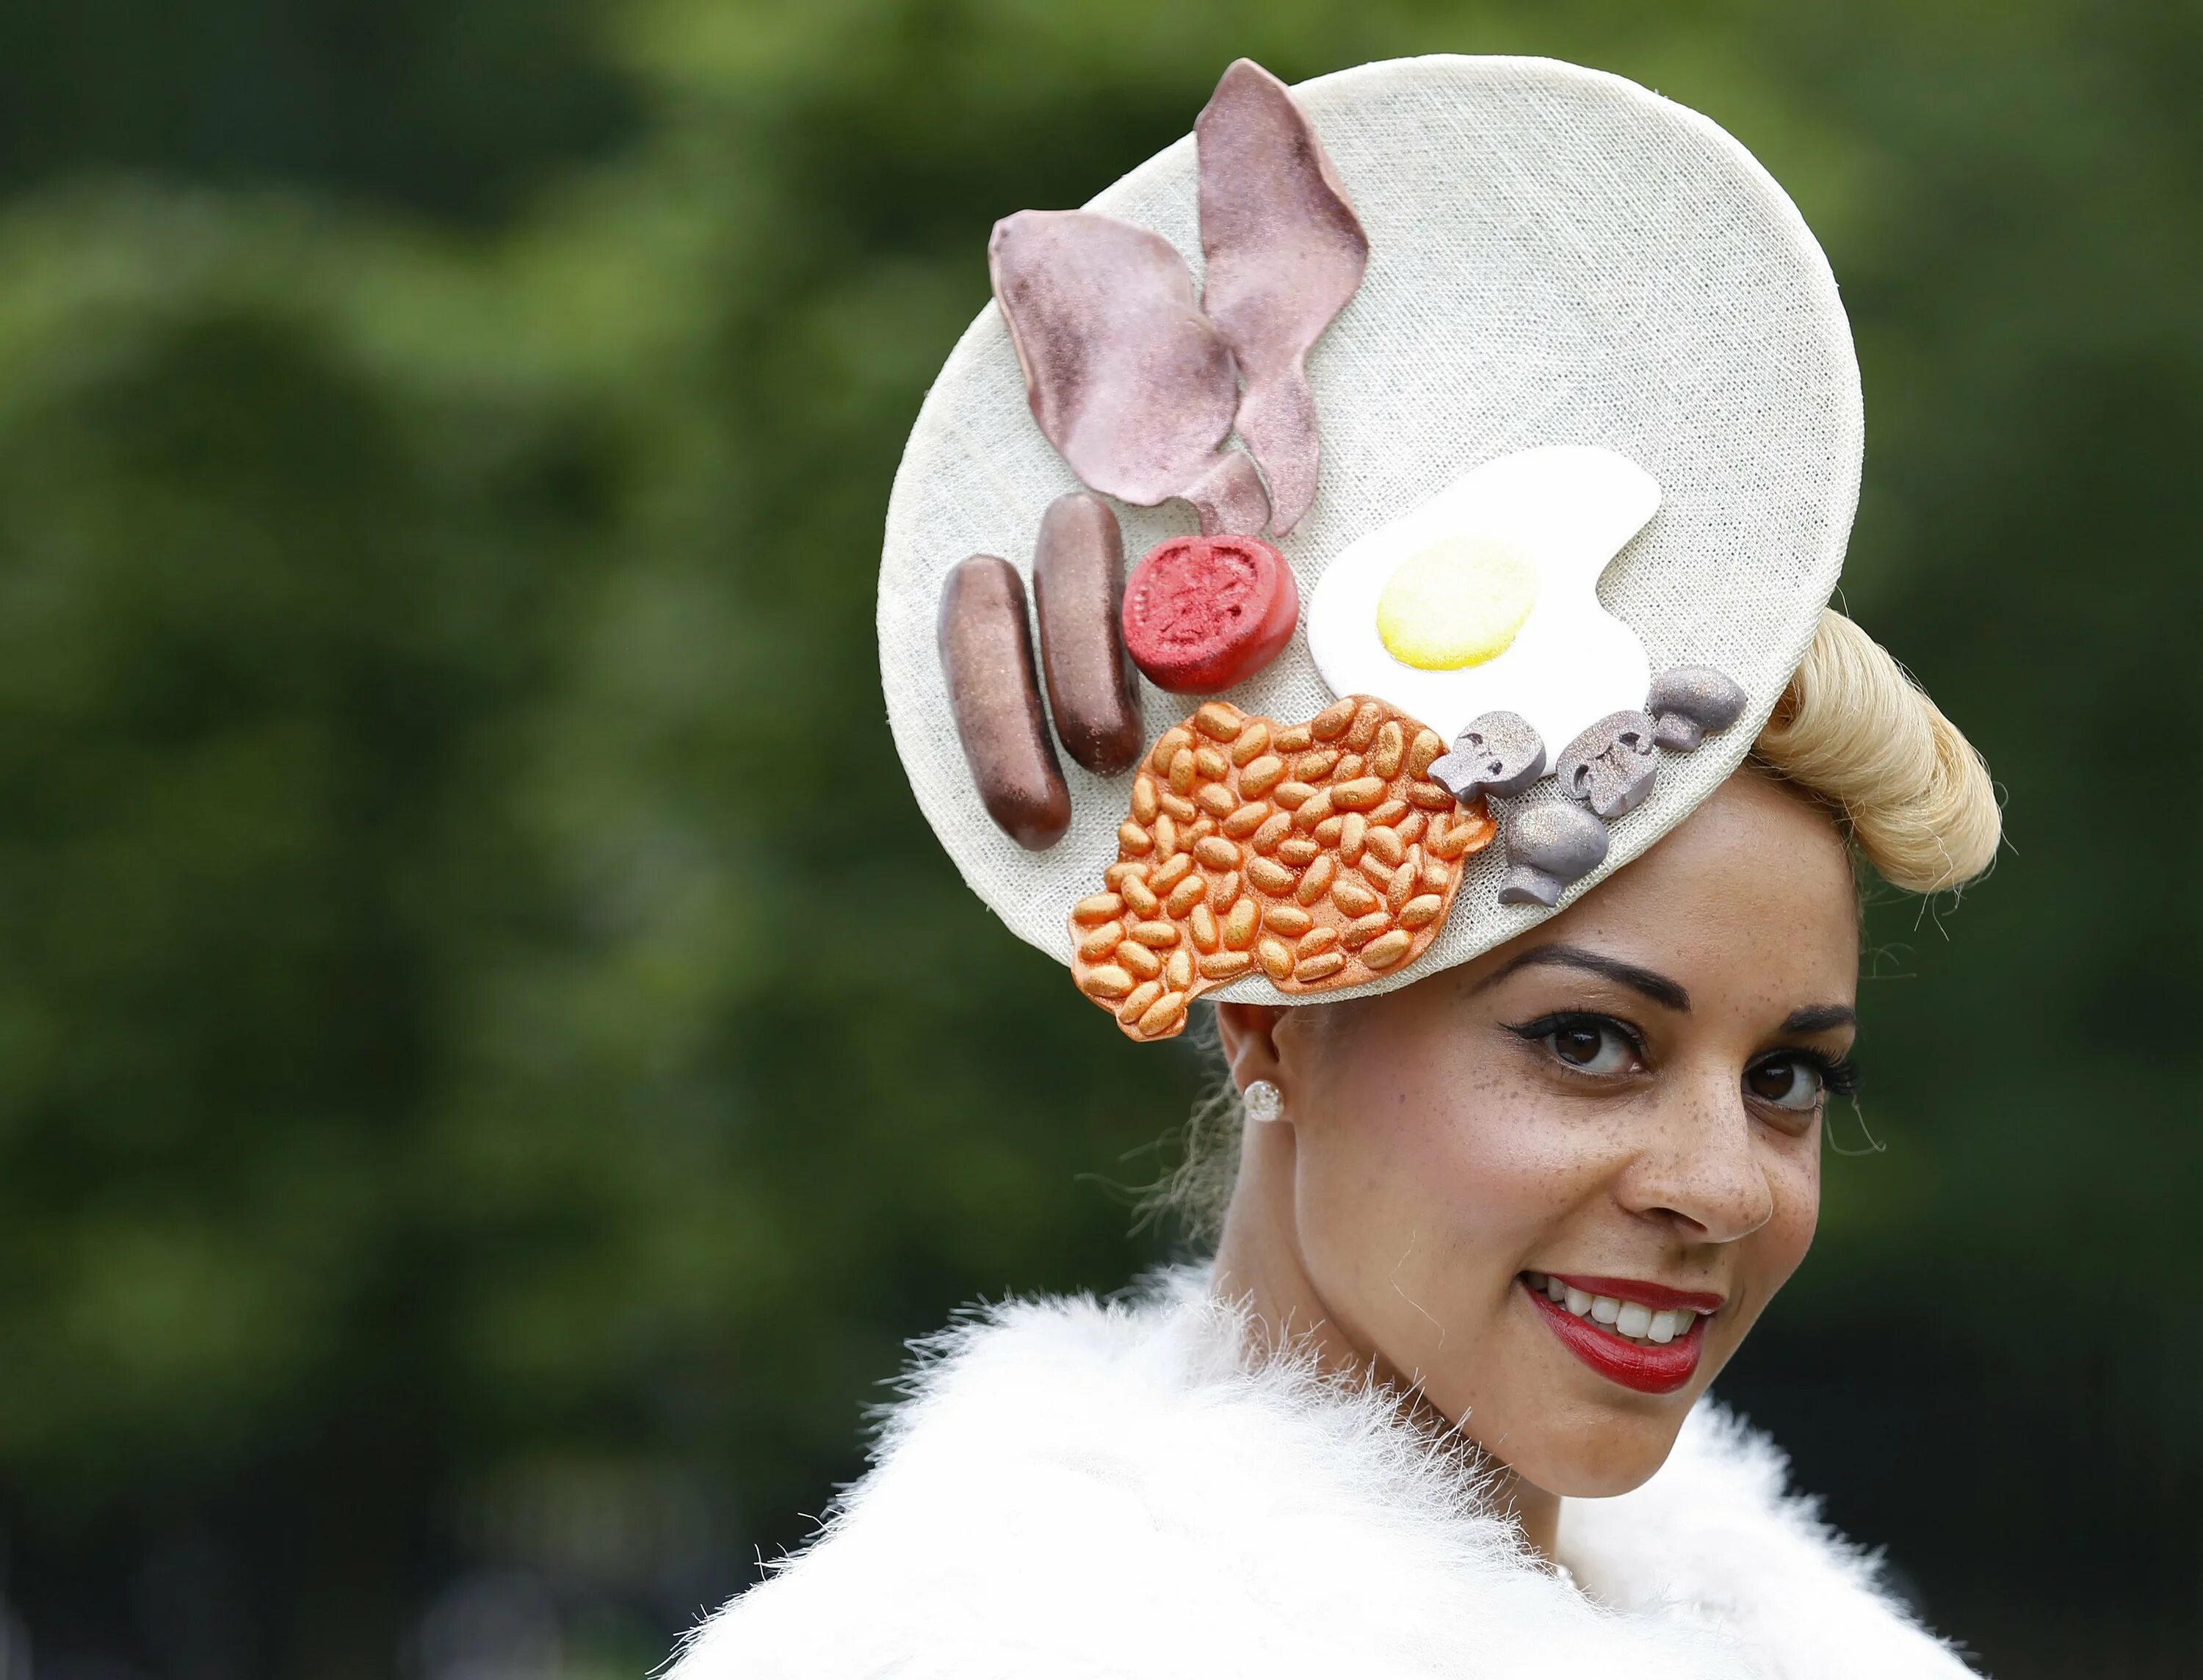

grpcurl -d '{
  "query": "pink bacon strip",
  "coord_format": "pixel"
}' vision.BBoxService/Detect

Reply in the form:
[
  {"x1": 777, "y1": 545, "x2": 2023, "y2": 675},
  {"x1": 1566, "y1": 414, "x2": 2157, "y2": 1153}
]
[
  {"x1": 1196, "y1": 59, "x2": 1370, "y2": 536},
  {"x1": 989, "y1": 209, "x2": 1269, "y2": 536}
]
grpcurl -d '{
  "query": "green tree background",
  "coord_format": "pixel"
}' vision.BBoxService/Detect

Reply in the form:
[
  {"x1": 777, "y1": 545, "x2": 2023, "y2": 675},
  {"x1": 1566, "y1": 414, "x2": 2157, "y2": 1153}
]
[{"x1": 0, "y1": 2, "x2": 2196, "y2": 1676}]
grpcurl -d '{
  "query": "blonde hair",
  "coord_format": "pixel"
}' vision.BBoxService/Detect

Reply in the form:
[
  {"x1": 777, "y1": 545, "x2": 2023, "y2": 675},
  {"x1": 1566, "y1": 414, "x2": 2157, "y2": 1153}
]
[
  {"x1": 1753, "y1": 609, "x2": 2000, "y2": 893},
  {"x1": 1157, "y1": 609, "x2": 2001, "y2": 1242}
]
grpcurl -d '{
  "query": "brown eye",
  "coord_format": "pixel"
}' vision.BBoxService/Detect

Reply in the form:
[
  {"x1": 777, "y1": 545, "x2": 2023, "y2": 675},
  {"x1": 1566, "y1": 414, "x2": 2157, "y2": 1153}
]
[
  {"x1": 1539, "y1": 1018, "x2": 1635, "y2": 1076},
  {"x1": 1554, "y1": 1024, "x2": 1603, "y2": 1065},
  {"x1": 1746, "y1": 1057, "x2": 1822, "y2": 1111}
]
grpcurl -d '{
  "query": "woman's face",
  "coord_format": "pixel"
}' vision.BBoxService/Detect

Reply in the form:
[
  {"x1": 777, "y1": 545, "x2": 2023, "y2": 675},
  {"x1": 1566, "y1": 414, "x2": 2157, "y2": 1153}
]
[{"x1": 1215, "y1": 771, "x2": 1859, "y2": 1497}]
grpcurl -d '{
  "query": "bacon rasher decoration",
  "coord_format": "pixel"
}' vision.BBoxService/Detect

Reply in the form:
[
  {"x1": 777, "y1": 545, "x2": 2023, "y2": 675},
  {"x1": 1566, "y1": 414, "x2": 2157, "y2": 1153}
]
[{"x1": 987, "y1": 59, "x2": 1368, "y2": 539}]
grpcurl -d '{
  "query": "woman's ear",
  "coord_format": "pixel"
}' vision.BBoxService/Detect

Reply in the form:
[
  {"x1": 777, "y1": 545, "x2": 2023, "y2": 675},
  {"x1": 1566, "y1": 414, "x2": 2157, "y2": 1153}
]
[{"x1": 1213, "y1": 1002, "x2": 1288, "y2": 1093}]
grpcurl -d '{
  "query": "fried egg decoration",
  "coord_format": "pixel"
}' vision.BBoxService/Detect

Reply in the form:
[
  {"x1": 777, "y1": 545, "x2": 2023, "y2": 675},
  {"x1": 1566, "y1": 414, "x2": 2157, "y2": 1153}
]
[{"x1": 1306, "y1": 446, "x2": 1661, "y2": 752}]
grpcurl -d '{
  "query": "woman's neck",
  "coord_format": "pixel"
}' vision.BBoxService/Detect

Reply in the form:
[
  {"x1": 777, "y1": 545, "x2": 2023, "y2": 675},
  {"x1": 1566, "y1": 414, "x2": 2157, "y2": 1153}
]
[{"x1": 1211, "y1": 1137, "x2": 1563, "y2": 1563}]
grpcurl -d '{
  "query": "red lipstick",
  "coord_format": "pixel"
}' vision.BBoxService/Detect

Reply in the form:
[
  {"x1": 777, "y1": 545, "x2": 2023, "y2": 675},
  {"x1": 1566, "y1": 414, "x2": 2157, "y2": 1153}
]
[{"x1": 1524, "y1": 1278, "x2": 1709, "y2": 1395}]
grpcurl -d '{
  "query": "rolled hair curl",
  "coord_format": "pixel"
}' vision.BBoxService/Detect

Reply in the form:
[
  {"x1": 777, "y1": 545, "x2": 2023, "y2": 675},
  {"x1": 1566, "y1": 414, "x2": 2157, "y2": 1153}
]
[{"x1": 1751, "y1": 609, "x2": 2000, "y2": 894}]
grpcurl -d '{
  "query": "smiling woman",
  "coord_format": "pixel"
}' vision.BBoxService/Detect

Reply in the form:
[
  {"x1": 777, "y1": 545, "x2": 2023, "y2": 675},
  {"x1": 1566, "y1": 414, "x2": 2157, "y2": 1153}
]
[
  {"x1": 670, "y1": 54, "x2": 2007, "y2": 1680},
  {"x1": 673, "y1": 617, "x2": 2002, "y2": 1680},
  {"x1": 1157, "y1": 602, "x2": 1998, "y2": 1562},
  {"x1": 1213, "y1": 733, "x2": 1874, "y2": 1541}
]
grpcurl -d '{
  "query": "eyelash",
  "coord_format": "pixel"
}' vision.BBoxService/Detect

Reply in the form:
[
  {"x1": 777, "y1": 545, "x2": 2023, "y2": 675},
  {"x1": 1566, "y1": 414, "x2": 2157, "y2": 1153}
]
[
  {"x1": 1507, "y1": 1011, "x2": 1644, "y2": 1060},
  {"x1": 1505, "y1": 1011, "x2": 1863, "y2": 1098},
  {"x1": 1803, "y1": 1051, "x2": 1863, "y2": 1099}
]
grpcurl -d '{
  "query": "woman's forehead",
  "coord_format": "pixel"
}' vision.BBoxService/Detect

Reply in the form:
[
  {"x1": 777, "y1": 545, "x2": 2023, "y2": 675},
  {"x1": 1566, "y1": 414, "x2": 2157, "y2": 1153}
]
[{"x1": 1436, "y1": 779, "x2": 1860, "y2": 1011}]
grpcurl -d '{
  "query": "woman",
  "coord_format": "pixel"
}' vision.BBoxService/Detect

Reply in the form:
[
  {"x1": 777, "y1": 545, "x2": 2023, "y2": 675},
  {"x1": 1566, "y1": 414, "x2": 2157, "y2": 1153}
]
[{"x1": 675, "y1": 56, "x2": 2000, "y2": 1679}]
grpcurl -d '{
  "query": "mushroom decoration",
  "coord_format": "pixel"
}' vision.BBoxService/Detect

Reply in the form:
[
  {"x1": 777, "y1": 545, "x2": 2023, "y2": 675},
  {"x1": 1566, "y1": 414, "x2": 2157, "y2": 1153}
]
[
  {"x1": 1648, "y1": 666, "x2": 1749, "y2": 751},
  {"x1": 1500, "y1": 803, "x2": 1611, "y2": 908},
  {"x1": 1428, "y1": 712, "x2": 1548, "y2": 802},
  {"x1": 1555, "y1": 710, "x2": 1660, "y2": 819}
]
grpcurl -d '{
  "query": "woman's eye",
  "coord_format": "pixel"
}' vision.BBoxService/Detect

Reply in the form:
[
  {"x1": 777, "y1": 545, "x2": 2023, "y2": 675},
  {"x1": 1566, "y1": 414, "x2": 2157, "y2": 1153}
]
[
  {"x1": 1542, "y1": 1018, "x2": 1637, "y2": 1076},
  {"x1": 1746, "y1": 1057, "x2": 1824, "y2": 1112}
]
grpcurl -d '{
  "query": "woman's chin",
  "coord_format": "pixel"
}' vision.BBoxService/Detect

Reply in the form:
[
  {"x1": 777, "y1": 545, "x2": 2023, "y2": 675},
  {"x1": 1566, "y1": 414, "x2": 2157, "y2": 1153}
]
[
  {"x1": 1483, "y1": 1411, "x2": 1687, "y2": 1500},
  {"x1": 1453, "y1": 1303, "x2": 1741, "y2": 1498},
  {"x1": 1437, "y1": 1359, "x2": 1702, "y2": 1499}
]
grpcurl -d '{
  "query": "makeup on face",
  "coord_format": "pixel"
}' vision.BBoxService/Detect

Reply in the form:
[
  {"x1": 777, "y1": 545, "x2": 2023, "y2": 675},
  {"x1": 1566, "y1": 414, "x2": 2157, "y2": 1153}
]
[
  {"x1": 1519, "y1": 1271, "x2": 1723, "y2": 1395},
  {"x1": 1483, "y1": 944, "x2": 1843, "y2": 1402},
  {"x1": 1221, "y1": 774, "x2": 1859, "y2": 1497},
  {"x1": 1478, "y1": 940, "x2": 1861, "y2": 1121}
]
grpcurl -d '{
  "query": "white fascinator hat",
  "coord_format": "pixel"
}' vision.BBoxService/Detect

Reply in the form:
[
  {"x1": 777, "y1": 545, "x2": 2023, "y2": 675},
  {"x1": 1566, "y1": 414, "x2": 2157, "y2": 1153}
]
[{"x1": 878, "y1": 54, "x2": 1862, "y2": 1040}]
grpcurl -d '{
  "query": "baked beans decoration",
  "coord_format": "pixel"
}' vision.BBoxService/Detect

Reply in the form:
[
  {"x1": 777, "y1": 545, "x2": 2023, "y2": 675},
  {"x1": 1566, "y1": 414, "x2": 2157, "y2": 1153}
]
[{"x1": 1069, "y1": 697, "x2": 1497, "y2": 1040}]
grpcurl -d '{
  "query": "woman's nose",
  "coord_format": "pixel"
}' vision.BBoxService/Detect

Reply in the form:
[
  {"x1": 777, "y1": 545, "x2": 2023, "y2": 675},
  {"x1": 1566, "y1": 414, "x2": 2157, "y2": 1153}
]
[{"x1": 1616, "y1": 1082, "x2": 1775, "y2": 1243}]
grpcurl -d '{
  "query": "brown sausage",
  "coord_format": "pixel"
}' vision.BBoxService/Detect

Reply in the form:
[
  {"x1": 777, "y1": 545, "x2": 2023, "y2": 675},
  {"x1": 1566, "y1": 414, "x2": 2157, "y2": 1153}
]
[
  {"x1": 1032, "y1": 491, "x2": 1143, "y2": 775},
  {"x1": 938, "y1": 554, "x2": 1073, "y2": 850}
]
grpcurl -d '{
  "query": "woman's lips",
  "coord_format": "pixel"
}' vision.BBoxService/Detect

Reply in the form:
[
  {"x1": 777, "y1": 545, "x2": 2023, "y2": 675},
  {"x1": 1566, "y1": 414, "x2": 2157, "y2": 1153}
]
[
  {"x1": 1523, "y1": 1275, "x2": 1708, "y2": 1395},
  {"x1": 1547, "y1": 1272, "x2": 1725, "y2": 1314}
]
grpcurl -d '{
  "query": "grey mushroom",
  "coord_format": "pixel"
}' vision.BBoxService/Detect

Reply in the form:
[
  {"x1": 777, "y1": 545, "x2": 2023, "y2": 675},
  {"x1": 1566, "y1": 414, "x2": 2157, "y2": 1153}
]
[
  {"x1": 1499, "y1": 802, "x2": 1610, "y2": 908},
  {"x1": 1555, "y1": 711, "x2": 1660, "y2": 819},
  {"x1": 1427, "y1": 712, "x2": 1547, "y2": 802},
  {"x1": 1647, "y1": 666, "x2": 1748, "y2": 752}
]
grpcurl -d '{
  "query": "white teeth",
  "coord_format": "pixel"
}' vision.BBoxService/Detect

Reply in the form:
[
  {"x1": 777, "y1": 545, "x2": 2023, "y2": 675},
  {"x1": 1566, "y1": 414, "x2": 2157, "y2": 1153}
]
[{"x1": 1538, "y1": 1276, "x2": 1708, "y2": 1344}]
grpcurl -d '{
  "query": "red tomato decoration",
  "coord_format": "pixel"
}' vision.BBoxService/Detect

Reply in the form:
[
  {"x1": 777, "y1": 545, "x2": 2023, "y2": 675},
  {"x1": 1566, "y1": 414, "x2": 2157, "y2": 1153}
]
[{"x1": 1121, "y1": 535, "x2": 1300, "y2": 695}]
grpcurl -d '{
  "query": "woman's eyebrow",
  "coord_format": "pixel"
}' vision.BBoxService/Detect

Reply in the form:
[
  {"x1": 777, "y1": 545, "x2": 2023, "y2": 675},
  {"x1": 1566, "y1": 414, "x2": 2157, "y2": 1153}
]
[
  {"x1": 1781, "y1": 1003, "x2": 1857, "y2": 1034},
  {"x1": 1471, "y1": 944, "x2": 1691, "y2": 1012}
]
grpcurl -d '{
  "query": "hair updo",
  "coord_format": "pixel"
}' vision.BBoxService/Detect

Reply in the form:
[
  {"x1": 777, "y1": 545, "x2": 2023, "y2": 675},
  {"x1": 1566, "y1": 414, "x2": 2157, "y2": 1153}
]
[
  {"x1": 1161, "y1": 608, "x2": 2003, "y2": 1239},
  {"x1": 1752, "y1": 609, "x2": 2000, "y2": 891}
]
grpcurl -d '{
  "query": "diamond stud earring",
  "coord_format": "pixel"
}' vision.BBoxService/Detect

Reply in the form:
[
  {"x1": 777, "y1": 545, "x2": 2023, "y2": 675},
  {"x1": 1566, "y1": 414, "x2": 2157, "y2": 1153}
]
[{"x1": 1242, "y1": 1079, "x2": 1284, "y2": 1123}]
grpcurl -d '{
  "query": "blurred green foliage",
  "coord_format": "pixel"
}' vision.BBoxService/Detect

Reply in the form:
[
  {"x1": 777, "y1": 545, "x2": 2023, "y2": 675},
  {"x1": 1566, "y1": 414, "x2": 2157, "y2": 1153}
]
[{"x1": 0, "y1": 1, "x2": 2196, "y2": 1675}]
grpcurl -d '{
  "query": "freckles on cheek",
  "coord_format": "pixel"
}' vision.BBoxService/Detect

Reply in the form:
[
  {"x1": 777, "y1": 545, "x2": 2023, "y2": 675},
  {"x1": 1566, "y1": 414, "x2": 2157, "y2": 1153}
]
[
  {"x1": 1348, "y1": 1058, "x2": 1585, "y2": 1252},
  {"x1": 1732, "y1": 1149, "x2": 1820, "y2": 1328},
  {"x1": 1764, "y1": 1151, "x2": 1822, "y2": 1281}
]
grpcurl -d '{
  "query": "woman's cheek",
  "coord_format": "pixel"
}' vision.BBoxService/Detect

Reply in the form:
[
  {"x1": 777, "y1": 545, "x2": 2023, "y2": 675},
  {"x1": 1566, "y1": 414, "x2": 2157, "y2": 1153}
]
[
  {"x1": 1759, "y1": 1132, "x2": 1822, "y2": 1286},
  {"x1": 1420, "y1": 1062, "x2": 1614, "y2": 1239},
  {"x1": 1306, "y1": 1062, "x2": 1590, "y2": 1323},
  {"x1": 1718, "y1": 1133, "x2": 1820, "y2": 1364}
]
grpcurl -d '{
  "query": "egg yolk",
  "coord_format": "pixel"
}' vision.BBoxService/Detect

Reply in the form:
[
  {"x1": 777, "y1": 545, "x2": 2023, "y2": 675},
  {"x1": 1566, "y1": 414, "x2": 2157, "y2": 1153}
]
[{"x1": 1375, "y1": 534, "x2": 1540, "y2": 670}]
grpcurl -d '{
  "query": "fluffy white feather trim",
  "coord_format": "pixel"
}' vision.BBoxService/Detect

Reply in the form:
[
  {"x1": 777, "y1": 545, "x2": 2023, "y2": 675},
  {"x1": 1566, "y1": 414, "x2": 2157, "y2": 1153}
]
[{"x1": 670, "y1": 1271, "x2": 1978, "y2": 1679}]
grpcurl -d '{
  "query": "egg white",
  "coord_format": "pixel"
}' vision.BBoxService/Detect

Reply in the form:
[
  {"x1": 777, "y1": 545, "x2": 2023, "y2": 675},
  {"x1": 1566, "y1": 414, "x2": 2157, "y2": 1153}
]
[{"x1": 1305, "y1": 446, "x2": 1661, "y2": 753}]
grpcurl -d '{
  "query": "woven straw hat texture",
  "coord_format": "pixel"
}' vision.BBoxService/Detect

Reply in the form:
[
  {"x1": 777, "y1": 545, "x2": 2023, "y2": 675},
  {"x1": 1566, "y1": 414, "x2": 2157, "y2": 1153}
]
[{"x1": 878, "y1": 54, "x2": 1862, "y2": 1005}]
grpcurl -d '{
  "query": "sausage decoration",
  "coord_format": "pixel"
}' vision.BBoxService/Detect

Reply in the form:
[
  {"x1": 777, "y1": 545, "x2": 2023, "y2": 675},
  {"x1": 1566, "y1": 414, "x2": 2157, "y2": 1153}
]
[
  {"x1": 1032, "y1": 492, "x2": 1143, "y2": 774},
  {"x1": 944, "y1": 61, "x2": 1377, "y2": 869},
  {"x1": 938, "y1": 555, "x2": 1073, "y2": 851},
  {"x1": 1071, "y1": 696, "x2": 1497, "y2": 1040}
]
